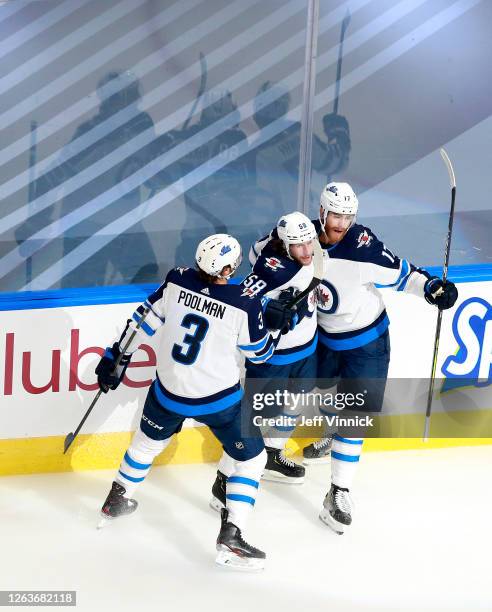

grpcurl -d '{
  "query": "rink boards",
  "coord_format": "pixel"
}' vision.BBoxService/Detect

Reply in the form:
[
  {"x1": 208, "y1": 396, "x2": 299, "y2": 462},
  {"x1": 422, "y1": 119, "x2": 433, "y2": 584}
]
[{"x1": 1, "y1": 271, "x2": 492, "y2": 475}]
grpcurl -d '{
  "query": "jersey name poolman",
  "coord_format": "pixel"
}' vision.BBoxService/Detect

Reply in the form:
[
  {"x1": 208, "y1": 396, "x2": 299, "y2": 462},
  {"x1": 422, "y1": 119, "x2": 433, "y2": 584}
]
[{"x1": 177, "y1": 290, "x2": 226, "y2": 319}]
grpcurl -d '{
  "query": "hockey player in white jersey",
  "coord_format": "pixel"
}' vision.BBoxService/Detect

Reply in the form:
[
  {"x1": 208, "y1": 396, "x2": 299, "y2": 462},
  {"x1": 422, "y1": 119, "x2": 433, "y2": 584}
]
[
  {"x1": 210, "y1": 213, "x2": 318, "y2": 510},
  {"x1": 95, "y1": 234, "x2": 280, "y2": 571},
  {"x1": 304, "y1": 182, "x2": 458, "y2": 534}
]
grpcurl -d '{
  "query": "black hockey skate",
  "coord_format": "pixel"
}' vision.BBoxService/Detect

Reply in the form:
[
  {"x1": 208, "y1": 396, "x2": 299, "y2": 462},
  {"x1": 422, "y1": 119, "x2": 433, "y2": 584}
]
[
  {"x1": 319, "y1": 484, "x2": 352, "y2": 535},
  {"x1": 209, "y1": 470, "x2": 227, "y2": 512},
  {"x1": 302, "y1": 437, "x2": 332, "y2": 465},
  {"x1": 262, "y1": 446, "x2": 305, "y2": 483},
  {"x1": 216, "y1": 508, "x2": 265, "y2": 571},
  {"x1": 98, "y1": 481, "x2": 138, "y2": 529}
]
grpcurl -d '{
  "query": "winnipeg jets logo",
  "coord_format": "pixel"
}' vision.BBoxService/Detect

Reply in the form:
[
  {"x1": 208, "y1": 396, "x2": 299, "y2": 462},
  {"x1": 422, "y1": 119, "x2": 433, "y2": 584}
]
[
  {"x1": 317, "y1": 280, "x2": 339, "y2": 314},
  {"x1": 264, "y1": 257, "x2": 285, "y2": 271},
  {"x1": 357, "y1": 230, "x2": 372, "y2": 248},
  {"x1": 201, "y1": 287, "x2": 210, "y2": 295}
]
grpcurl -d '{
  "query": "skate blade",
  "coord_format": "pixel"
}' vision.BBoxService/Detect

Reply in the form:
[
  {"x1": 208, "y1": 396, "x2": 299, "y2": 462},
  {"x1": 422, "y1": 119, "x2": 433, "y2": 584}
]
[
  {"x1": 262, "y1": 470, "x2": 305, "y2": 484},
  {"x1": 97, "y1": 513, "x2": 113, "y2": 530},
  {"x1": 209, "y1": 496, "x2": 225, "y2": 513},
  {"x1": 215, "y1": 549, "x2": 265, "y2": 572},
  {"x1": 302, "y1": 455, "x2": 331, "y2": 466},
  {"x1": 319, "y1": 509, "x2": 345, "y2": 535}
]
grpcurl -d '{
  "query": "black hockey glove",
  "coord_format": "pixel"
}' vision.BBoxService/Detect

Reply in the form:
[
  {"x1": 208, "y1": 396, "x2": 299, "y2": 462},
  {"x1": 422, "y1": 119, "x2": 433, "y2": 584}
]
[
  {"x1": 95, "y1": 343, "x2": 131, "y2": 393},
  {"x1": 264, "y1": 299, "x2": 298, "y2": 333},
  {"x1": 424, "y1": 277, "x2": 458, "y2": 310},
  {"x1": 322, "y1": 113, "x2": 351, "y2": 152}
]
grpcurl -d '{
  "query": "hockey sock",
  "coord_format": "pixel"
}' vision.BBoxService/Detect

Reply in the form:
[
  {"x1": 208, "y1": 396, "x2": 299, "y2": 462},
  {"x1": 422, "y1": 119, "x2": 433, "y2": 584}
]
[
  {"x1": 116, "y1": 428, "x2": 172, "y2": 497},
  {"x1": 263, "y1": 392, "x2": 302, "y2": 450},
  {"x1": 226, "y1": 449, "x2": 267, "y2": 530},
  {"x1": 217, "y1": 450, "x2": 236, "y2": 477},
  {"x1": 331, "y1": 434, "x2": 364, "y2": 490}
]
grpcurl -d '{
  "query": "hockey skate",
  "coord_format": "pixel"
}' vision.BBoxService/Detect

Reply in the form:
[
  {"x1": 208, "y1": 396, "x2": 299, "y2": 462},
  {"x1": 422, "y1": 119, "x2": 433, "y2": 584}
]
[
  {"x1": 302, "y1": 436, "x2": 332, "y2": 465},
  {"x1": 97, "y1": 481, "x2": 138, "y2": 529},
  {"x1": 216, "y1": 509, "x2": 265, "y2": 572},
  {"x1": 262, "y1": 446, "x2": 305, "y2": 483},
  {"x1": 209, "y1": 470, "x2": 227, "y2": 512},
  {"x1": 319, "y1": 484, "x2": 352, "y2": 535}
]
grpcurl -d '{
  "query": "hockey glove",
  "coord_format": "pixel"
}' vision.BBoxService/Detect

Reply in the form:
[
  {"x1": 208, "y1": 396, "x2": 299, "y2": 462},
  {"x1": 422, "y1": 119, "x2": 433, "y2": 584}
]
[
  {"x1": 95, "y1": 343, "x2": 132, "y2": 393},
  {"x1": 264, "y1": 299, "x2": 298, "y2": 333},
  {"x1": 424, "y1": 277, "x2": 458, "y2": 310}
]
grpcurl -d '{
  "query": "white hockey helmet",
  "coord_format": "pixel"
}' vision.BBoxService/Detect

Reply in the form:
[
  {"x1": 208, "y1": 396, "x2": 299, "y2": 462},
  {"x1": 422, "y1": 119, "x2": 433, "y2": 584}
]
[
  {"x1": 320, "y1": 182, "x2": 358, "y2": 226},
  {"x1": 195, "y1": 234, "x2": 242, "y2": 279},
  {"x1": 277, "y1": 212, "x2": 317, "y2": 255}
]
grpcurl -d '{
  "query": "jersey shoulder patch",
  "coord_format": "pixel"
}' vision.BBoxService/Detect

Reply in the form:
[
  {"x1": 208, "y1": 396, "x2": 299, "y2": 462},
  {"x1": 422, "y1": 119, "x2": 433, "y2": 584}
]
[{"x1": 252, "y1": 244, "x2": 300, "y2": 290}]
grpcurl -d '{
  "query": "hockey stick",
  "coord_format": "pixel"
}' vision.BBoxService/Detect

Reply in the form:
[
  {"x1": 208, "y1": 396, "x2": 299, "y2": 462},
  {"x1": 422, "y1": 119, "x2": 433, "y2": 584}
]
[
  {"x1": 63, "y1": 306, "x2": 151, "y2": 454},
  {"x1": 423, "y1": 148, "x2": 456, "y2": 441},
  {"x1": 285, "y1": 238, "x2": 324, "y2": 310},
  {"x1": 333, "y1": 9, "x2": 350, "y2": 115},
  {"x1": 182, "y1": 52, "x2": 207, "y2": 131}
]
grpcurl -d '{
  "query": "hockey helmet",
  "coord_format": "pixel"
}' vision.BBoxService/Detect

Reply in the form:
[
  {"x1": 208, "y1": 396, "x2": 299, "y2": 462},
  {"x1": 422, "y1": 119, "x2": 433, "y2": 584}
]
[
  {"x1": 319, "y1": 182, "x2": 358, "y2": 226},
  {"x1": 277, "y1": 212, "x2": 317, "y2": 255},
  {"x1": 195, "y1": 234, "x2": 242, "y2": 279}
]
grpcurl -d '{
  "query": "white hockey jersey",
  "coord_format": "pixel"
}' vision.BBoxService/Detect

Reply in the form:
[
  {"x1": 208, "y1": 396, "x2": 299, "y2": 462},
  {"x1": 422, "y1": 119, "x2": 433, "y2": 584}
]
[
  {"x1": 247, "y1": 239, "x2": 318, "y2": 365},
  {"x1": 117, "y1": 267, "x2": 277, "y2": 416},
  {"x1": 314, "y1": 221, "x2": 432, "y2": 350}
]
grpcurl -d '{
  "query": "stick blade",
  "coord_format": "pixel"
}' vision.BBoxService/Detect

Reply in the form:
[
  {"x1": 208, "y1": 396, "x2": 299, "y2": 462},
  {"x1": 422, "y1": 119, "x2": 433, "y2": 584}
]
[
  {"x1": 440, "y1": 148, "x2": 456, "y2": 189},
  {"x1": 64, "y1": 433, "x2": 75, "y2": 454},
  {"x1": 342, "y1": 8, "x2": 351, "y2": 33}
]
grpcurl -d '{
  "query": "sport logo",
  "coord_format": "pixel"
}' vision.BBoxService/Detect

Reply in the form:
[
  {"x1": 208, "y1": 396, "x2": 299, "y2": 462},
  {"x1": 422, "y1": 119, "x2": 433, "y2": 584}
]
[
  {"x1": 264, "y1": 257, "x2": 285, "y2": 271},
  {"x1": 317, "y1": 280, "x2": 339, "y2": 314},
  {"x1": 235, "y1": 441, "x2": 245, "y2": 449},
  {"x1": 441, "y1": 297, "x2": 492, "y2": 391},
  {"x1": 220, "y1": 245, "x2": 232, "y2": 256},
  {"x1": 357, "y1": 230, "x2": 372, "y2": 248},
  {"x1": 201, "y1": 287, "x2": 210, "y2": 295}
]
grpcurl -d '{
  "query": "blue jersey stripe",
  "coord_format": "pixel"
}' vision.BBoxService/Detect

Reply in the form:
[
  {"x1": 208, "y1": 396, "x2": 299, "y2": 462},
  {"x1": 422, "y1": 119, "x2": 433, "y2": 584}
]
[
  {"x1": 318, "y1": 316, "x2": 389, "y2": 350},
  {"x1": 226, "y1": 493, "x2": 256, "y2": 505},
  {"x1": 153, "y1": 382, "x2": 243, "y2": 417},
  {"x1": 132, "y1": 312, "x2": 155, "y2": 336},
  {"x1": 267, "y1": 333, "x2": 318, "y2": 365},
  {"x1": 375, "y1": 260, "x2": 410, "y2": 288},
  {"x1": 247, "y1": 344, "x2": 275, "y2": 363},
  {"x1": 331, "y1": 451, "x2": 360, "y2": 462},
  {"x1": 228, "y1": 476, "x2": 259, "y2": 489},
  {"x1": 238, "y1": 334, "x2": 269, "y2": 352}
]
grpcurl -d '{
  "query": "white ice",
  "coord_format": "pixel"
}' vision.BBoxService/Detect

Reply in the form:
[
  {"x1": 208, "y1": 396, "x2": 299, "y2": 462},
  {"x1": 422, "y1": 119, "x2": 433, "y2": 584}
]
[{"x1": 1, "y1": 446, "x2": 491, "y2": 612}]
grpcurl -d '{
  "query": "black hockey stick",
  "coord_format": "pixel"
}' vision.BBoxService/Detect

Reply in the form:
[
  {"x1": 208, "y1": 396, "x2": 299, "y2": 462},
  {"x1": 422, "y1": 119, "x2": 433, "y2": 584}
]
[
  {"x1": 63, "y1": 306, "x2": 151, "y2": 454},
  {"x1": 333, "y1": 9, "x2": 350, "y2": 115},
  {"x1": 285, "y1": 238, "x2": 324, "y2": 310},
  {"x1": 423, "y1": 148, "x2": 456, "y2": 441},
  {"x1": 182, "y1": 52, "x2": 207, "y2": 131}
]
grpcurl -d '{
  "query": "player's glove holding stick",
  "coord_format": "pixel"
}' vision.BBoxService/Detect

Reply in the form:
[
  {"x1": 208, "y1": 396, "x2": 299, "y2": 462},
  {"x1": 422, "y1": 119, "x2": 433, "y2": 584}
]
[
  {"x1": 95, "y1": 342, "x2": 132, "y2": 393},
  {"x1": 424, "y1": 277, "x2": 458, "y2": 310}
]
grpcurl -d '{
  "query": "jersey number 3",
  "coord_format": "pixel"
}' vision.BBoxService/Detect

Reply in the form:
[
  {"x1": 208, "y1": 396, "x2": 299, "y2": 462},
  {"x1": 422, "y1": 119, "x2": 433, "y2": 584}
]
[{"x1": 172, "y1": 314, "x2": 209, "y2": 365}]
